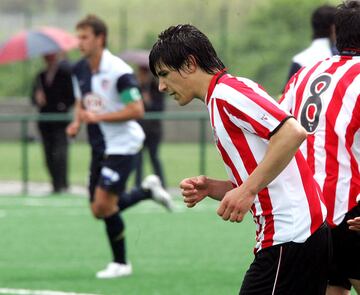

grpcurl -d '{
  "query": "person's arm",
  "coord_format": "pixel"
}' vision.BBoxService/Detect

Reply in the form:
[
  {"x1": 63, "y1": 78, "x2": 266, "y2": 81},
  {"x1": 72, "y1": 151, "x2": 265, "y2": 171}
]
[
  {"x1": 66, "y1": 75, "x2": 83, "y2": 137},
  {"x1": 31, "y1": 73, "x2": 47, "y2": 108},
  {"x1": 61, "y1": 69, "x2": 76, "y2": 110},
  {"x1": 179, "y1": 175, "x2": 234, "y2": 208},
  {"x1": 217, "y1": 117, "x2": 307, "y2": 222},
  {"x1": 347, "y1": 217, "x2": 360, "y2": 231},
  {"x1": 66, "y1": 99, "x2": 82, "y2": 137},
  {"x1": 81, "y1": 73, "x2": 145, "y2": 123},
  {"x1": 80, "y1": 99, "x2": 144, "y2": 123}
]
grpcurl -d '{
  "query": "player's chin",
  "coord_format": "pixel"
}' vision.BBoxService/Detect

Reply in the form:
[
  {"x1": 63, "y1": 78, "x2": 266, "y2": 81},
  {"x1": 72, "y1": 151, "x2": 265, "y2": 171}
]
[{"x1": 176, "y1": 95, "x2": 193, "y2": 106}]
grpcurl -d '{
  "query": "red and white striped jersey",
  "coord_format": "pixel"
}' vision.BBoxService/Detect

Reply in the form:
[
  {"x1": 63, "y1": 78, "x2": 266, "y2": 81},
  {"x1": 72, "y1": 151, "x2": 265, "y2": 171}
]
[
  {"x1": 280, "y1": 55, "x2": 360, "y2": 227},
  {"x1": 206, "y1": 71, "x2": 327, "y2": 253}
]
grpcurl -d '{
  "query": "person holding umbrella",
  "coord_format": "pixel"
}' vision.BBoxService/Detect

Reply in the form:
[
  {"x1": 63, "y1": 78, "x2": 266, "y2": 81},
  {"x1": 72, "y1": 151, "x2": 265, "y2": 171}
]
[
  {"x1": 0, "y1": 26, "x2": 79, "y2": 193},
  {"x1": 31, "y1": 52, "x2": 75, "y2": 194}
]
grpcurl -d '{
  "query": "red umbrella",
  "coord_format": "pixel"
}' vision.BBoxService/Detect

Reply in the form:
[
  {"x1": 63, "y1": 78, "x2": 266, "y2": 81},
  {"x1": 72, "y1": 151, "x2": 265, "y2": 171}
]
[{"x1": 0, "y1": 26, "x2": 78, "y2": 64}]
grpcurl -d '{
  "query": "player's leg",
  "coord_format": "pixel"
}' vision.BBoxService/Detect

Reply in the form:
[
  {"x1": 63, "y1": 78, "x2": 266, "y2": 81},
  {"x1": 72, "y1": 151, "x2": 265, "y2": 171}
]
[
  {"x1": 38, "y1": 123, "x2": 57, "y2": 192},
  {"x1": 92, "y1": 155, "x2": 133, "y2": 279},
  {"x1": 116, "y1": 154, "x2": 174, "y2": 212},
  {"x1": 330, "y1": 203, "x2": 360, "y2": 294},
  {"x1": 119, "y1": 174, "x2": 174, "y2": 212},
  {"x1": 91, "y1": 186, "x2": 131, "y2": 279},
  {"x1": 239, "y1": 245, "x2": 282, "y2": 295},
  {"x1": 51, "y1": 125, "x2": 69, "y2": 191}
]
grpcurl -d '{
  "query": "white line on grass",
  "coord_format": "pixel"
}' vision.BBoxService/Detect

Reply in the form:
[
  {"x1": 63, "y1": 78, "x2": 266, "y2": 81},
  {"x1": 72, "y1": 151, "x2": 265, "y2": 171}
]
[{"x1": 0, "y1": 288, "x2": 100, "y2": 295}]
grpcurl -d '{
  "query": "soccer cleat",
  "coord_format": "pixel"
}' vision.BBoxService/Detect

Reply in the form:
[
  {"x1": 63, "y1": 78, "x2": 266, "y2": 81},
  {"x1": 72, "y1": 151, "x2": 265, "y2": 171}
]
[
  {"x1": 142, "y1": 175, "x2": 174, "y2": 211},
  {"x1": 96, "y1": 262, "x2": 132, "y2": 279}
]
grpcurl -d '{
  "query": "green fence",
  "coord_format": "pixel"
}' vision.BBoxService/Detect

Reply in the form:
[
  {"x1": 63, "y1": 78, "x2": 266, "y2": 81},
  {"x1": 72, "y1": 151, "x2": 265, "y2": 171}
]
[{"x1": 0, "y1": 111, "x2": 210, "y2": 194}]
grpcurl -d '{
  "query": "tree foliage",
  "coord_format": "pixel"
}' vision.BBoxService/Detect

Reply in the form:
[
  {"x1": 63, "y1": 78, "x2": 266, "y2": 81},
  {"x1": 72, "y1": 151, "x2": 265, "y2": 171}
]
[
  {"x1": 0, "y1": 0, "x2": 339, "y2": 98},
  {"x1": 228, "y1": 0, "x2": 338, "y2": 97}
]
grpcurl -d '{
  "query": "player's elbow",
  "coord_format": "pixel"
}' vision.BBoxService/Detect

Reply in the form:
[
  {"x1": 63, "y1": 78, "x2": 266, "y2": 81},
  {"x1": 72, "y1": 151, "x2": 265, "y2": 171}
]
[
  {"x1": 134, "y1": 105, "x2": 144, "y2": 119},
  {"x1": 289, "y1": 119, "x2": 307, "y2": 146}
]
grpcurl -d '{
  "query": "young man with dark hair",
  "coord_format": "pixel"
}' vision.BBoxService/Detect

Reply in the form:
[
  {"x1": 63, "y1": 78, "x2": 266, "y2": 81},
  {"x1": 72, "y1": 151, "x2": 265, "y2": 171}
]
[
  {"x1": 150, "y1": 24, "x2": 330, "y2": 295},
  {"x1": 285, "y1": 5, "x2": 337, "y2": 84},
  {"x1": 281, "y1": 2, "x2": 360, "y2": 294},
  {"x1": 67, "y1": 14, "x2": 173, "y2": 279}
]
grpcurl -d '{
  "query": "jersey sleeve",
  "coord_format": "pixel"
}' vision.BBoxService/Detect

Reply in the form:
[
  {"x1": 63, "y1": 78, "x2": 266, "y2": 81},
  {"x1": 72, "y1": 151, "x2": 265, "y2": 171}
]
[
  {"x1": 71, "y1": 75, "x2": 82, "y2": 101},
  {"x1": 220, "y1": 79, "x2": 290, "y2": 139},
  {"x1": 116, "y1": 73, "x2": 142, "y2": 104}
]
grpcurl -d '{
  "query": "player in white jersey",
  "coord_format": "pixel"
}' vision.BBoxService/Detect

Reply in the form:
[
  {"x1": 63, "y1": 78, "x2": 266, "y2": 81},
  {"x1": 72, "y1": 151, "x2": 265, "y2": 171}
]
[
  {"x1": 280, "y1": 2, "x2": 360, "y2": 294},
  {"x1": 66, "y1": 15, "x2": 173, "y2": 279},
  {"x1": 149, "y1": 24, "x2": 330, "y2": 295},
  {"x1": 284, "y1": 5, "x2": 337, "y2": 85}
]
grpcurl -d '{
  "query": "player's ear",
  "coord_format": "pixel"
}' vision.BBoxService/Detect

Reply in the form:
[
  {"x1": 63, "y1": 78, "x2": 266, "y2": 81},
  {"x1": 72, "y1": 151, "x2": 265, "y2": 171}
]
[{"x1": 184, "y1": 55, "x2": 197, "y2": 73}]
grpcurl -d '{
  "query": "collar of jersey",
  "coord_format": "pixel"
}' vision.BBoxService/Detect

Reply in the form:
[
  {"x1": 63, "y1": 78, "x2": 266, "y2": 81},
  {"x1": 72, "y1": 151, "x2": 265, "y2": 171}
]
[
  {"x1": 96, "y1": 49, "x2": 112, "y2": 73},
  {"x1": 205, "y1": 69, "x2": 227, "y2": 105}
]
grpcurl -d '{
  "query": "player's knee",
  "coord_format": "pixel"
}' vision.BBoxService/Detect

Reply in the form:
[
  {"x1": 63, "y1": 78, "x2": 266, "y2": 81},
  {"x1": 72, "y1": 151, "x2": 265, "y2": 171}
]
[{"x1": 91, "y1": 202, "x2": 115, "y2": 219}]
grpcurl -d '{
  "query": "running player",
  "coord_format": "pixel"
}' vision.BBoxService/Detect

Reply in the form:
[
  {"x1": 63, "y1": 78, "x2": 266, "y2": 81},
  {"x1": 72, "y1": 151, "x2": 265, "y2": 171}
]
[
  {"x1": 149, "y1": 24, "x2": 330, "y2": 294},
  {"x1": 66, "y1": 15, "x2": 173, "y2": 279}
]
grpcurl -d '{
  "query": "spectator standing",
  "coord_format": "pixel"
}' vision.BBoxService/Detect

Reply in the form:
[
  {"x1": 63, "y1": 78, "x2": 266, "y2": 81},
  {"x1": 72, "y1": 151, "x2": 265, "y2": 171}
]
[
  {"x1": 149, "y1": 24, "x2": 330, "y2": 294},
  {"x1": 285, "y1": 5, "x2": 337, "y2": 84},
  {"x1": 66, "y1": 15, "x2": 173, "y2": 279},
  {"x1": 135, "y1": 65, "x2": 167, "y2": 188},
  {"x1": 280, "y1": 2, "x2": 360, "y2": 294},
  {"x1": 31, "y1": 52, "x2": 75, "y2": 193}
]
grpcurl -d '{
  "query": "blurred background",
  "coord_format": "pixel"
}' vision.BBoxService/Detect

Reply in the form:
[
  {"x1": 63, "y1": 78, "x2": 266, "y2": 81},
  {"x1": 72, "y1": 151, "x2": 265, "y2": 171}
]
[
  {"x1": 0, "y1": 0, "x2": 338, "y2": 97},
  {"x1": 0, "y1": 0, "x2": 339, "y2": 190}
]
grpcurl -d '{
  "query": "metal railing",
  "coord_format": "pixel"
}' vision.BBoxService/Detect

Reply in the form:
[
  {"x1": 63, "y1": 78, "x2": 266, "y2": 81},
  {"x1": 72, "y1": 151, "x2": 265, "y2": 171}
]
[{"x1": 0, "y1": 111, "x2": 210, "y2": 194}]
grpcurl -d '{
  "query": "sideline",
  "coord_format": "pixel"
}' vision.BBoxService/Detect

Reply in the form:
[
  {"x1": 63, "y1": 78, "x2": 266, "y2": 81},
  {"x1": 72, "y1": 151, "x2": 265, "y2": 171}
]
[
  {"x1": 0, "y1": 181, "x2": 87, "y2": 197},
  {"x1": 0, "y1": 181, "x2": 181, "y2": 198},
  {"x1": 0, "y1": 288, "x2": 99, "y2": 295}
]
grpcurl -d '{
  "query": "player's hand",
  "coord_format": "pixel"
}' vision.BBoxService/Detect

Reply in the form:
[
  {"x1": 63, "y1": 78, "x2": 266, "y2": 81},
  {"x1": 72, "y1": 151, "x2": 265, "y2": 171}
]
[
  {"x1": 66, "y1": 121, "x2": 80, "y2": 137},
  {"x1": 80, "y1": 110, "x2": 99, "y2": 123},
  {"x1": 347, "y1": 217, "x2": 360, "y2": 231},
  {"x1": 217, "y1": 186, "x2": 255, "y2": 223},
  {"x1": 179, "y1": 175, "x2": 209, "y2": 208},
  {"x1": 35, "y1": 89, "x2": 46, "y2": 107}
]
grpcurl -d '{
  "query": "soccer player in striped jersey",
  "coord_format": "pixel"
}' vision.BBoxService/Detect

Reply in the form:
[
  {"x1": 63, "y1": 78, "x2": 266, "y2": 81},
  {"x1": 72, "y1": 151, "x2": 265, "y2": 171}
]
[
  {"x1": 280, "y1": 2, "x2": 360, "y2": 294},
  {"x1": 150, "y1": 24, "x2": 330, "y2": 295}
]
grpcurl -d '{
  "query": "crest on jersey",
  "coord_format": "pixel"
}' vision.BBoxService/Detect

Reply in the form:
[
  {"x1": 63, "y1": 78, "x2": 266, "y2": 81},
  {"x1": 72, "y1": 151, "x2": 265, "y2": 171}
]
[
  {"x1": 261, "y1": 113, "x2": 269, "y2": 121},
  {"x1": 101, "y1": 79, "x2": 110, "y2": 91}
]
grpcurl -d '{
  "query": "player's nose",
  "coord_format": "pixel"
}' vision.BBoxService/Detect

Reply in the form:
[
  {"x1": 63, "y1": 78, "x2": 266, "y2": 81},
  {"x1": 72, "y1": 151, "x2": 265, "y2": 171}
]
[{"x1": 158, "y1": 78, "x2": 167, "y2": 93}]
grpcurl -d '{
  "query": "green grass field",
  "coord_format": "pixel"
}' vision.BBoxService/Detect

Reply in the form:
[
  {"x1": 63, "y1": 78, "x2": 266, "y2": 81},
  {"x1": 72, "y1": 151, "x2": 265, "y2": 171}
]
[
  {"x1": 0, "y1": 142, "x2": 357, "y2": 295},
  {"x1": 0, "y1": 195, "x2": 254, "y2": 295}
]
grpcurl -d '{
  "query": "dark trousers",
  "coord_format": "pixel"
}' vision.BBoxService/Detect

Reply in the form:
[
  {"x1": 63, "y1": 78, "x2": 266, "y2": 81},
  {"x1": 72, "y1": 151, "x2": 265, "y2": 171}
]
[
  {"x1": 38, "y1": 122, "x2": 69, "y2": 192},
  {"x1": 135, "y1": 133, "x2": 166, "y2": 187},
  {"x1": 239, "y1": 223, "x2": 331, "y2": 295}
]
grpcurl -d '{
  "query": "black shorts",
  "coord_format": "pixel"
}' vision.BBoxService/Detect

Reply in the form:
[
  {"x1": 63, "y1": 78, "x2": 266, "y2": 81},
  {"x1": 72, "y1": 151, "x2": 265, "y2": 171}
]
[
  {"x1": 328, "y1": 202, "x2": 360, "y2": 289},
  {"x1": 239, "y1": 223, "x2": 331, "y2": 295},
  {"x1": 88, "y1": 152, "x2": 136, "y2": 202}
]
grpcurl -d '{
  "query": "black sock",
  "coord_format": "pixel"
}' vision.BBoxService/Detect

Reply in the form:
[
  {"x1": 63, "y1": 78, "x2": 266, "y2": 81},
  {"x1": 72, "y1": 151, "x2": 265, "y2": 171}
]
[
  {"x1": 118, "y1": 187, "x2": 151, "y2": 211},
  {"x1": 104, "y1": 213, "x2": 126, "y2": 264}
]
